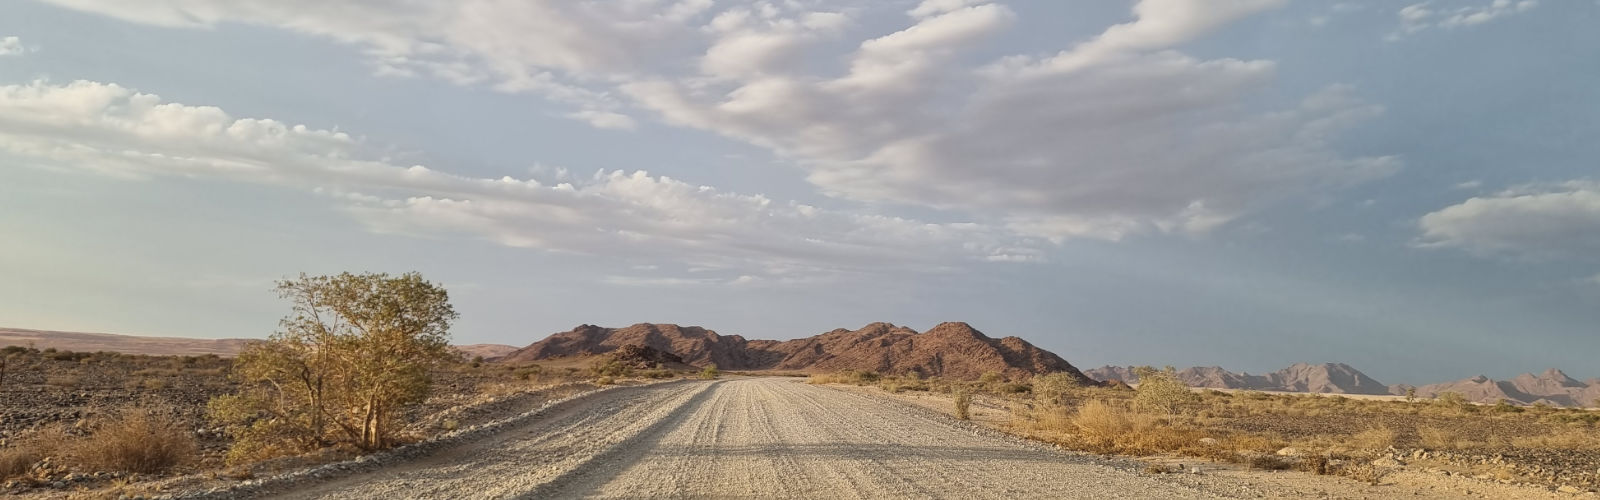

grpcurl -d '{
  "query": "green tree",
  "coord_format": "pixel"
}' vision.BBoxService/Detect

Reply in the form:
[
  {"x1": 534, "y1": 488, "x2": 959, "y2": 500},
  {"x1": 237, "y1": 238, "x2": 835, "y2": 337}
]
[{"x1": 210, "y1": 272, "x2": 457, "y2": 462}]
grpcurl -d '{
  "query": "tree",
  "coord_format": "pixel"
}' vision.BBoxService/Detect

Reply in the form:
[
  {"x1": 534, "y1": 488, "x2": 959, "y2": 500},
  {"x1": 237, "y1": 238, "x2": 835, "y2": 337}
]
[
  {"x1": 1133, "y1": 366, "x2": 1197, "y2": 415},
  {"x1": 210, "y1": 272, "x2": 457, "y2": 462},
  {"x1": 1031, "y1": 372, "x2": 1080, "y2": 405}
]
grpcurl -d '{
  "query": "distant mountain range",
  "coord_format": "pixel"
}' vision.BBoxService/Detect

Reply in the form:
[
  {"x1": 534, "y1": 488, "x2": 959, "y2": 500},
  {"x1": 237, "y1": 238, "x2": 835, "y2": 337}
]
[
  {"x1": 500, "y1": 322, "x2": 1092, "y2": 382},
  {"x1": 1398, "y1": 369, "x2": 1600, "y2": 408},
  {"x1": 8, "y1": 325, "x2": 1592, "y2": 407},
  {"x1": 1085, "y1": 363, "x2": 1600, "y2": 407}
]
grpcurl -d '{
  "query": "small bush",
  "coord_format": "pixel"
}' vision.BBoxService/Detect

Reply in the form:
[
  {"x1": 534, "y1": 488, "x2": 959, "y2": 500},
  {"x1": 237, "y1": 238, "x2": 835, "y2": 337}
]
[
  {"x1": 0, "y1": 426, "x2": 68, "y2": 480},
  {"x1": 954, "y1": 390, "x2": 973, "y2": 420},
  {"x1": 1350, "y1": 426, "x2": 1397, "y2": 450},
  {"x1": 1417, "y1": 425, "x2": 1461, "y2": 450},
  {"x1": 1072, "y1": 400, "x2": 1134, "y2": 450},
  {"x1": 979, "y1": 371, "x2": 1003, "y2": 385},
  {"x1": 699, "y1": 364, "x2": 720, "y2": 380},
  {"x1": 1032, "y1": 372, "x2": 1080, "y2": 404},
  {"x1": 70, "y1": 409, "x2": 197, "y2": 474},
  {"x1": 1133, "y1": 367, "x2": 1197, "y2": 415},
  {"x1": 596, "y1": 375, "x2": 616, "y2": 385}
]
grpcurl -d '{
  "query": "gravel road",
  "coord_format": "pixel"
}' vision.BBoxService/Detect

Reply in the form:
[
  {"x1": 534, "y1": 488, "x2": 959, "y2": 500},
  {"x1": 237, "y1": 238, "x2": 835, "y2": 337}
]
[{"x1": 259, "y1": 378, "x2": 1291, "y2": 499}]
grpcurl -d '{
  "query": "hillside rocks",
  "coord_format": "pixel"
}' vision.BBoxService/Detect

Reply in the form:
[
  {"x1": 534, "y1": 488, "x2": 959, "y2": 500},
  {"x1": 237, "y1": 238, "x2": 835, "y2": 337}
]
[{"x1": 500, "y1": 322, "x2": 1091, "y2": 382}]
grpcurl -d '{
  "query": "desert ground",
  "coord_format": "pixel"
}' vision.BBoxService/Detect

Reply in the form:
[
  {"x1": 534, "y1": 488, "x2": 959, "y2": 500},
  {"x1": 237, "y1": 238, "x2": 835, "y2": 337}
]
[{"x1": 153, "y1": 378, "x2": 1572, "y2": 500}]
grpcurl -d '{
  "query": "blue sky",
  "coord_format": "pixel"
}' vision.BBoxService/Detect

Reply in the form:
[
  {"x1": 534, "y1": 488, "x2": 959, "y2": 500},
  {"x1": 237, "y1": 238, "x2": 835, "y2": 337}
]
[{"x1": 1, "y1": 0, "x2": 1596, "y2": 384}]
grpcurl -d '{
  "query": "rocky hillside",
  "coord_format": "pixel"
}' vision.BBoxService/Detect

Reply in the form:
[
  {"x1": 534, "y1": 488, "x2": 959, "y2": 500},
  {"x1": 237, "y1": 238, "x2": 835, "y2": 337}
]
[
  {"x1": 1401, "y1": 369, "x2": 1600, "y2": 407},
  {"x1": 500, "y1": 322, "x2": 1091, "y2": 381},
  {"x1": 1085, "y1": 362, "x2": 1391, "y2": 395}
]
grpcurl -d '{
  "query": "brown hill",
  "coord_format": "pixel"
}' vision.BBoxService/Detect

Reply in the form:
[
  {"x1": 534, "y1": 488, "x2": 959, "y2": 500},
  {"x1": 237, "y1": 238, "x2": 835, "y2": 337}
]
[
  {"x1": 501, "y1": 322, "x2": 1090, "y2": 382},
  {"x1": 1085, "y1": 362, "x2": 1390, "y2": 395}
]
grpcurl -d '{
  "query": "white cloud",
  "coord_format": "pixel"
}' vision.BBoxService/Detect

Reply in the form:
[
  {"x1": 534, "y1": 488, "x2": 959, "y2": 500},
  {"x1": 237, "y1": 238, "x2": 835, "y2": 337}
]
[
  {"x1": 0, "y1": 36, "x2": 28, "y2": 56},
  {"x1": 32, "y1": 0, "x2": 1395, "y2": 242},
  {"x1": 0, "y1": 79, "x2": 1033, "y2": 280},
  {"x1": 628, "y1": 1, "x2": 1394, "y2": 241},
  {"x1": 1418, "y1": 181, "x2": 1600, "y2": 259},
  {"x1": 1392, "y1": 0, "x2": 1538, "y2": 39},
  {"x1": 565, "y1": 110, "x2": 636, "y2": 130}
]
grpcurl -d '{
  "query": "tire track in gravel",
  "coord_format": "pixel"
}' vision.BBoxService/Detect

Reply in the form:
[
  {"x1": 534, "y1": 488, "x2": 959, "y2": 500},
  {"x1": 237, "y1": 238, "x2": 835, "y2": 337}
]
[{"x1": 272, "y1": 378, "x2": 1233, "y2": 499}]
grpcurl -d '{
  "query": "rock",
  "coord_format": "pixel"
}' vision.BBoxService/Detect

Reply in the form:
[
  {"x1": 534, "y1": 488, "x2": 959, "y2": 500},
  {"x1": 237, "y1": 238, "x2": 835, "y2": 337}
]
[
  {"x1": 1372, "y1": 457, "x2": 1403, "y2": 468},
  {"x1": 1558, "y1": 485, "x2": 1583, "y2": 494},
  {"x1": 1189, "y1": 467, "x2": 1201, "y2": 474}
]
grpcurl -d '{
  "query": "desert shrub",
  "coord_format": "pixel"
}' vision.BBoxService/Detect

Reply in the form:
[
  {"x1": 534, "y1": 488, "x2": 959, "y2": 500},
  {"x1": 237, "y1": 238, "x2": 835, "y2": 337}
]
[
  {"x1": 1417, "y1": 425, "x2": 1462, "y2": 450},
  {"x1": 1512, "y1": 430, "x2": 1600, "y2": 450},
  {"x1": 954, "y1": 390, "x2": 973, "y2": 420},
  {"x1": 640, "y1": 368, "x2": 674, "y2": 379},
  {"x1": 979, "y1": 371, "x2": 1003, "y2": 385},
  {"x1": 808, "y1": 370, "x2": 880, "y2": 385},
  {"x1": 0, "y1": 426, "x2": 68, "y2": 480},
  {"x1": 1032, "y1": 372, "x2": 1080, "y2": 404},
  {"x1": 1071, "y1": 400, "x2": 1134, "y2": 450},
  {"x1": 70, "y1": 409, "x2": 197, "y2": 474},
  {"x1": 1492, "y1": 400, "x2": 1524, "y2": 413},
  {"x1": 1350, "y1": 426, "x2": 1398, "y2": 450},
  {"x1": 142, "y1": 378, "x2": 169, "y2": 390},
  {"x1": 210, "y1": 272, "x2": 457, "y2": 462},
  {"x1": 46, "y1": 375, "x2": 80, "y2": 388},
  {"x1": 596, "y1": 376, "x2": 615, "y2": 385},
  {"x1": 1432, "y1": 391, "x2": 1469, "y2": 410},
  {"x1": 513, "y1": 365, "x2": 542, "y2": 381},
  {"x1": 699, "y1": 364, "x2": 720, "y2": 380},
  {"x1": 590, "y1": 359, "x2": 633, "y2": 378},
  {"x1": 1133, "y1": 366, "x2": 1197, "y2": 415}
]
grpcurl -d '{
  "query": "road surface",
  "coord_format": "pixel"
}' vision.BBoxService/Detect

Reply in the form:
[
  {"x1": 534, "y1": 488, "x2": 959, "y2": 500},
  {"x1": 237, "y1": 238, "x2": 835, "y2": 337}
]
[{"x1": 263, "y1": 378, "x2": 1260, "y2": 499}]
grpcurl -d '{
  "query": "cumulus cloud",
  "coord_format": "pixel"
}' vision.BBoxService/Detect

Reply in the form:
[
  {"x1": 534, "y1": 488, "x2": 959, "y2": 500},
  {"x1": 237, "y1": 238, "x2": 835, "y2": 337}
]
[
  {"x1": 628, "y1": 1, "x2": 1395, "y2": 240},
  {"x1": 0, "y1": 79, "x2": 1034, "y2": 280},
  {"x1": 1391, "y1": 0, "x2": 1538, "y2": 39},
  {"x1": 34, "y1": 0, "x2": 1396, "y2": 242},
  {"x1": 1418, "y1": 181, "x2": 1600, "y2": 259},
  {"x1": 0, "y1": 36, "x2": 27, "y2": 56}
]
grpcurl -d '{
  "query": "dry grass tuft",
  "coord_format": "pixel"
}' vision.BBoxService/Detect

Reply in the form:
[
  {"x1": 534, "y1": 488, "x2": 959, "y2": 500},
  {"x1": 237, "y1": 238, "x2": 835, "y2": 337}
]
[
  {"x1": 1349, "y1": 425, "x2": 1398, "y2": 450},
  {"x1": 1, "y1": 427, "x2": 68, "y2": 480},
  {"x1": 69, "y1": 409, "x2": 197, "y2": 474}
]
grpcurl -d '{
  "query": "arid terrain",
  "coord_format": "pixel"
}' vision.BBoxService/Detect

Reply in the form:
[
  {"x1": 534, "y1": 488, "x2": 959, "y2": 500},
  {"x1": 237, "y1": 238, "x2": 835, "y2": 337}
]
[
  {"x1": 3, "y1": 326, "x2": 1599, "y2": 498},
  {"x1": 174, "y1": 379, "x2": 1579, "y2": 499}
]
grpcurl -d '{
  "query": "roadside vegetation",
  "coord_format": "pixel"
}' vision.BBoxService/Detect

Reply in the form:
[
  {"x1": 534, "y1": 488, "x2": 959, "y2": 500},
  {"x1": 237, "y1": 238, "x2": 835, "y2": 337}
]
[
  {"x1": 811, "y1": 368, "x2": 1600, "y2": 492},
  {"x1": 0, "y1": 271, "x2": 688, "y2": 497}
]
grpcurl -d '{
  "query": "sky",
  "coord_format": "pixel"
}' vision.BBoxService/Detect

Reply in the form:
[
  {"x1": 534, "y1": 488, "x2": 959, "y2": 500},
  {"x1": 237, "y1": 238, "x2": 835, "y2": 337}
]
[{"x1": 1, "y1": 0, "x2": 1596, "y2": 385}]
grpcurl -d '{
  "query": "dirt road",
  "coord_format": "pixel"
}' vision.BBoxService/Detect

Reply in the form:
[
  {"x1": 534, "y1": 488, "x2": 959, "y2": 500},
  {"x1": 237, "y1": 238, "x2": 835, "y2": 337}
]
[{"x1": 252, "y1": 378, "x2": 1532, "y2": 499}]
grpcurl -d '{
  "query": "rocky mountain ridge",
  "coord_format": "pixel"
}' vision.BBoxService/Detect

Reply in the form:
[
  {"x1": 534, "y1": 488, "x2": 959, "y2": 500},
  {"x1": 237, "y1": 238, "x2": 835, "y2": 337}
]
[{"x1": 498, "y1": 322, "x2": 1091, "y2": 382}]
